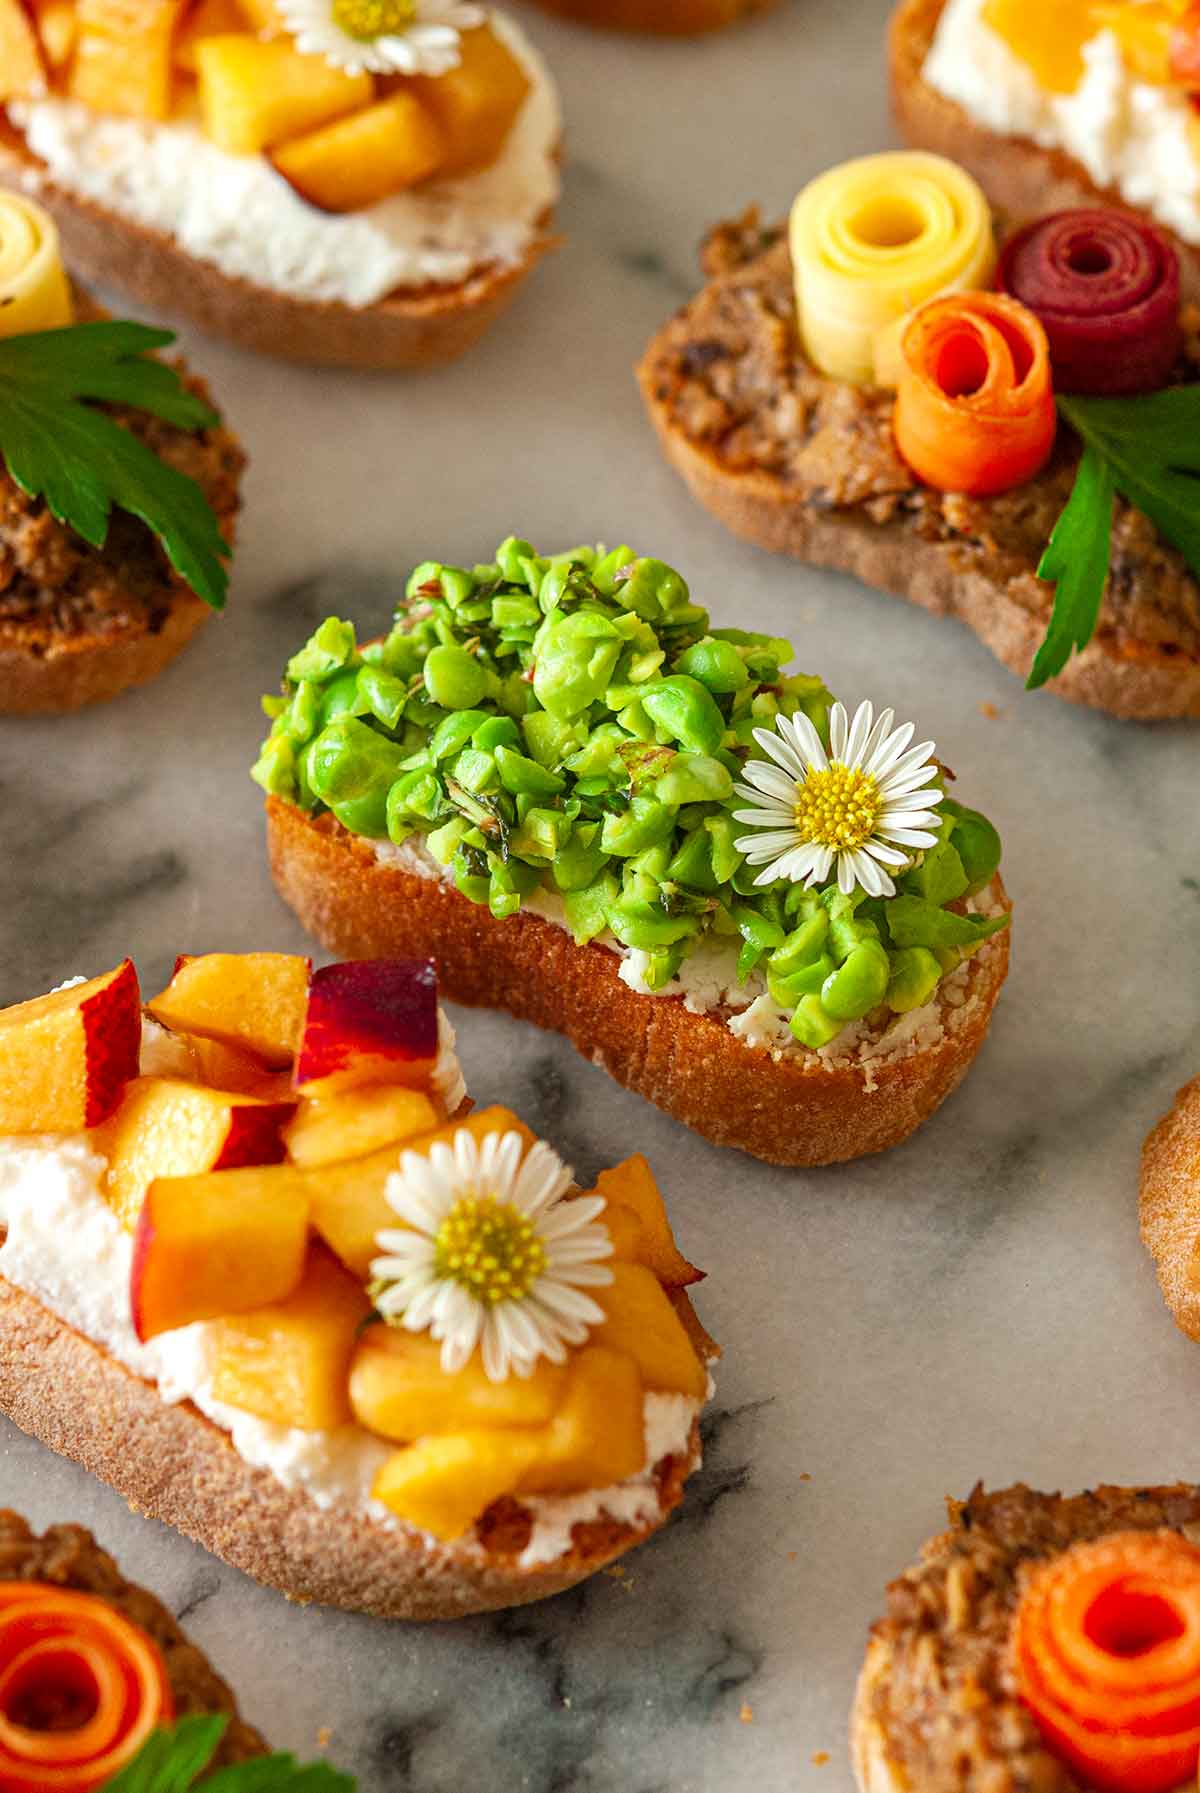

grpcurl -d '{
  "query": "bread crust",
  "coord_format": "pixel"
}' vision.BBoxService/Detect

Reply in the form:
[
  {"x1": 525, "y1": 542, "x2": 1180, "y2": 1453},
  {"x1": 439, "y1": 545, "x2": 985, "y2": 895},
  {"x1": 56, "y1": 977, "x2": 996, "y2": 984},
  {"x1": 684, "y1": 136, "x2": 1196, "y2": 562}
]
[
  {"x1": 525, "y1": 0, "x2": 776, "y2": 34},
  {"x1": 0, "y1": 1272, "x2": 700, "y2": 1620},
  {"x1": 265, "y1": 796, "x2": 1011, "y2": 1168},
  {"x1": 634, "y1": 384, "x2": 1200, "y2": 722},
  {"x1": 889, "y1": 0, "x2": 1200, "y2": 304},
  {"x1": 1140, "y1": 1074, "x2": 1200, "y2": 1340},
  {"x1": 0, "y1": 591, "x2": 212, "y2": 715},
  {"x1": 0, "y1": 128, "x2": 554, "y2": 371}
]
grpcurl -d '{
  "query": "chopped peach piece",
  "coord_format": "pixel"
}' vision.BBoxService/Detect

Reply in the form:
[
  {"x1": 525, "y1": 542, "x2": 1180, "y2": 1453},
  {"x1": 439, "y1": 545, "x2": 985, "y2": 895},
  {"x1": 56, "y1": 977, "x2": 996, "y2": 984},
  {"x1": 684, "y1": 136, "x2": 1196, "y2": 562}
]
[
  {"x1": 293, "y1": 960, "x2": 438, "y2": 1098},
  {"x1": 980, "y1": 0, "x2": 1095, "y2": 92},
  {"x1": 284, "y1": 1084, "x2": 438, "y2": 1169},
  {"x1": 0, "y1": 0, "x2": 47, "y2": 99},
  {"x1": 667, "y1": 1287, "x2": 720, "y2": 1368},
  {"x1": 209, "y1": 1244, "x2": 371, "y2": 1430},
  {"x1": 147, "y1": 952, "x2": 310, "y2": 1068},
  {"x1": 590, "y1": 1263, "x2": 707, "y2": 1398},
  {"x1": 130, "y1": 1162, "x2": 309, "y2": 1341},
  {"x1": 409, "y1": 22, "x2": 530, "y2": 174},
  {"x1": 172, "y1": 0, "x2": 248, "y2": 71},
  {"x1": 518, "y1": 1347, "x2": 645, "y2": 1495},
  {"x1": 94, "y1": 1075, "x2": 295, "y2": 1231},
  {"x1": 373, "y1": 1429, "x2": 543, "y2": 1540},
  {"x1": 349, "y1": 1323, "x2": 567, "y2": 1439},
  {"x1": 69, "y1": 0, "x2": 184, "y2": 119},
  {"x1": 593, "y1": 1154, "x2": 703, "y2": 1287},
  {"x1": 233, "y1": 0, "x2": 281, "y2": 32},
  {"x1": 308, "y1": 1105, "x2": 534, "y2": 1278},
  {"x1": 194, "y1": 36, "x2": 372, "y2": 155},
  {"x1": 272, "y1": 91, "x2": 445, "y2": 213},
  {"x1": 0, "y1": 961, "x2": 140, "y2": 1132}
]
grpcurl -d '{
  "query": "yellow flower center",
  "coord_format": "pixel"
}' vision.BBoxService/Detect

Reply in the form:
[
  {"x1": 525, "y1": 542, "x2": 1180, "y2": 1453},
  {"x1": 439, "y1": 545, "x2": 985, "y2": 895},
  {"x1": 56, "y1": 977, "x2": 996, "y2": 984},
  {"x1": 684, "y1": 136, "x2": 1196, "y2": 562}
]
[
  {"x1": 794, "y1": 763, "x2": 882, "y2": 851},
  {"x1": 433, "y1": 1195, "x2": 548, "y2": 1306},
  {"x1": 331, "y1": 0, "x2": 417, "y2": 39}
]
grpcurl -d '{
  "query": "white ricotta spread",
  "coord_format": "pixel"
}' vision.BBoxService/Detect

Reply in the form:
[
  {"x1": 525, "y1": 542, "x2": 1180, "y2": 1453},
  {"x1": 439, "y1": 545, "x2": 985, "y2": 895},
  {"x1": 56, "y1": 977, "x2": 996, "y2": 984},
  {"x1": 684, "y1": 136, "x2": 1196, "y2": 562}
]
[
  {"x1": 0, "y1": 1012, "x2": 698, "y2": 1569},
  {"x1": 924, "y1": 0, "x2": 1200, "y2": 245},
  {"x1": 8, "y1": 12, "x2": 560, "y2": 308},
  {"x1": 373, "y1": 835, "x2": 1005, "y2": 1090}
]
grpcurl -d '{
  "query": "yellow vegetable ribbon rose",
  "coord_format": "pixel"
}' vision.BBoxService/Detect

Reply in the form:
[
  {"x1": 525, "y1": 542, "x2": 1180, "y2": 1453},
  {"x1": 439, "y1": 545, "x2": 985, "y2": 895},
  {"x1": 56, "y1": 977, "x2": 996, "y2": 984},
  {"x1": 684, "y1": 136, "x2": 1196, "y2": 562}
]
[
  {"x1": 789, "y1": 151, "x2": 995, "y2": 388},
  {"x1": 0, "y1": 192, "x2": 74, "y2": 339}
]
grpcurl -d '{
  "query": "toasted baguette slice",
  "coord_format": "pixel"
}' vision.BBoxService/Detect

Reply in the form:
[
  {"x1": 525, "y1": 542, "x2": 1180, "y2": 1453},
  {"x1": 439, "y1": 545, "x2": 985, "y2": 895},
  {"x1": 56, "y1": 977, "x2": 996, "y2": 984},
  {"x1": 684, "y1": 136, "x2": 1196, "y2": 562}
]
[
  {"x1": 890, "y1": 0, "x2": 1200, "y2": 302},
  {"x1": 0, "y1": 1272, "x2": 701, "y2": 1621},
  {"x1": 266, "y1": 796, "x2": 1011, "y2": 1169},
  {"x1": 526, "y1": 0, "x2": 775, "y2": 33},
  {"x1": 637, "y1": 221, "x2": 1200, "y2": 723},
  {"x1": 0, "y1": 1507, "x2": 265, "y2": 1764},
  {"x1": 0, "y1": 294, "x2": 243, "y2": 715},
  {"x1": 852, "y1": 1481, "x2": 1200, "y2": 1793},
  {"x1": 0, "y1": 123, "x2": 555, "y2": 372},
  {"x1": 1140, "y1": 1073, "x2": 1200, "y2": 1340}
]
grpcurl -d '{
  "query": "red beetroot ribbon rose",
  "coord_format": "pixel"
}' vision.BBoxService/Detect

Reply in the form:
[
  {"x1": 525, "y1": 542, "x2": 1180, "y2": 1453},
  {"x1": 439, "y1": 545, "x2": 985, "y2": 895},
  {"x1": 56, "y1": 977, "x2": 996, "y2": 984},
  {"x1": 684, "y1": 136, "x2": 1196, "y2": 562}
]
[{"x1": 996, "y1": 209, "x2": 1181, "y2": 397}]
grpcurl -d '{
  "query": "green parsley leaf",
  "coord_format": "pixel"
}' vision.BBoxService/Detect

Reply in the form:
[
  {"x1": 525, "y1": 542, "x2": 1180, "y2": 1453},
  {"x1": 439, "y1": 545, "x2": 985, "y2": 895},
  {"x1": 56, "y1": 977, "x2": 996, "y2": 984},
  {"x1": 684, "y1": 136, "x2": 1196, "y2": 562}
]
[
  {"x1": 0, "y1": 321, "x2": 231, "y2": 610},
  {"x1": 104, "y1": 1717, "x2": 356, "y2": 1792},
  {"x1": 1029, "y1": 387, "x2": 1200, "y2": 689}
]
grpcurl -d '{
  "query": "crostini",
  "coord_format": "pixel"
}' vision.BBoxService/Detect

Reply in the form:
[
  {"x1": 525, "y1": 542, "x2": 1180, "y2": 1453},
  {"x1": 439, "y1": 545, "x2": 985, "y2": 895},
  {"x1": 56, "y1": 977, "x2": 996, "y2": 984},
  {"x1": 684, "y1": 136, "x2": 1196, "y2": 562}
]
[
  {"x1": 0, "y1": 954, "x2": 715, "y2": 1620},
  {"x1": 637, "y1": 152, "x2": 1200, "y2": 721},
  {"x1": 855, "y1": 1481, "x2": 1200, "y2": 1793},
  {"x1": 0, "y1": 190, "x2": 242, "y2": 714},
  {"x1": 1140, "y1": 1073, "x2": 1200, "y2": 1339},
  {"x1": 892, "y1": 0, "x2": 1200, "y2": 299},
  {"x1": 0, "y1": 1509, "x2": 270, "y2": 1782},
  {"x1": 256, "y1": 537, "x2": 1011, "y2": 1167},
  {"x1": 0, "y1": 0, "x2": 559, "y2": 368}
]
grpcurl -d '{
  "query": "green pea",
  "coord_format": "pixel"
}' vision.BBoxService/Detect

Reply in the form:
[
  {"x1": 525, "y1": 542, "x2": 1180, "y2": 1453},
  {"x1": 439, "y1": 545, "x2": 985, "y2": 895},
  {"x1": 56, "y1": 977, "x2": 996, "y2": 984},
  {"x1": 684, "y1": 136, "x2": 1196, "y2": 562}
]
[
  {"x1": 674, "y1": 638, "x2": 749, "y2": 695},
  {"x1": 488, "y1": 856, "x2": 541, "y2": 920},
  {"x1": 286, "y1": 617, "x2": 357, "y2": 684},
  {"x1": 448, "y1": 747, "x2": 499, "y2": 795},
  {"x1": 769, "y1": 911, "x2": 830, "y2": 977},
  {"x1": 429, "y1": 710, "x2": 490, "y2": 762},
  {"x1": 317, "y1": 669, "x2": 364, "y2": 730},
  {"x1": 473, "y1": 716, "x2": 521, "y2": 752},
  {"x1": 493, "y1": 594, "x2": 541, "y2": 630},
  {"x1": 943, "y1": 801, "x2": 1003, "y2": 895},
  {"x1": 903, "y1": 838, "x2": 968, "y2": 908},
  {"x1": 426, "y1": 816, "x2": 469, "y2": 864},
  {"x1": 511, "y1": 807, "x2": 565, "y2": 861},
  {"x1": 591, "y1": 545, "x2": 636, "y2": 595},
  {"x1": 640, "y1": 943, "x2": 686, "y2": 990},
  {"x1": 495, "y1": 745, "x2": 565, "y2": 797},
  {"x1": 424, "y1": 644, "x2": 488, "y2": 711},
  {"x1": 522, "y1": 711, "x2": 585, "y2": 769},
  {"x1": 436, "y1": 566, "x2": 477, "y2": 608},
  {"x1": 789, "y1": 995, "x2": 843, "y2": 1050},
  {"x1": 617, "y1": 558, "x2": 690, "y2": 622},
  {"x1": 886, "y1": 947, "x2": 942, "y2": 1014},
  {"x1": 307, "y1": 717, "x2": 408, "y2": 837},
  {"x1": 600, "y1": 795, "x2": 675, "y2": 857},
  {"x1": 607, "y1": 900, "x2": 700, "y2": 951},
  {"x1": 885, "y1": 896, "x2": 1009, "y2": 951},
  {"x1": 355, "y1": 664, "x2": 408, "y2": 732},
  {"x1": 829, "y1": 911, "x2": 880, "y2": 965},
  {"x1": 250, "y1": 733, "x2": 295, "y2": 799},
  {"x1": 616, "y1": 699, "x2": 657, "y2": 743},
  {"x1": 564, "y1": 727, "x2": 625, "y2": 779},
  {"x1": 281, "y1": 679, "x2": 322, "y2": 745},
  {"x1": 820, "y1": 941, "x2": 891, "y2": 1021},
  {"x1": 655, "y1": 753, "x2": 733, "y2": 807},
  {"x1": 563, "y1": 874, "x2": 618, "y2": 944},
  {"x1": 667, "y1": 830, "x2": 717, "y2": 891},
  {"x1": 496, "y1": 536, "x2": 538, "y2": 583},
  {"x1": 452, "y1": 849, "x2": 491, "y2": 906},
  {"x1": 532, "y1": 613, "x2": 623, "y2": 720},
  {"x1": 372, "y1": 628, "x2": 425, "y2": 682},
  {"x1": 705, "y1": 814, "x2": 741, "y2": 885},
  {"x1": 387, "y1": 768, "x2": 443, "y2": 832},
  {"x1": 639, "y1": 677, "x2": 726, "y2": 756},
  {"x1": 552, "y1": 826, "x2": 610, "y2": 893},
  {"x1": 768, "y1": 953, "x2": 836, "y2": 1006}
]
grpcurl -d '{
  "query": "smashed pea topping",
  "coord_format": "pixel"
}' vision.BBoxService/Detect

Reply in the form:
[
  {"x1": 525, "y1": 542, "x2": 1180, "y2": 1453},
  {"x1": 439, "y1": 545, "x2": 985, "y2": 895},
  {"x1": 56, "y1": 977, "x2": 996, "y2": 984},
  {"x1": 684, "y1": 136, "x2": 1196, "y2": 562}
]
[{"x1": 255, "y1": 539, "x2": 1008, "y2": 1052}]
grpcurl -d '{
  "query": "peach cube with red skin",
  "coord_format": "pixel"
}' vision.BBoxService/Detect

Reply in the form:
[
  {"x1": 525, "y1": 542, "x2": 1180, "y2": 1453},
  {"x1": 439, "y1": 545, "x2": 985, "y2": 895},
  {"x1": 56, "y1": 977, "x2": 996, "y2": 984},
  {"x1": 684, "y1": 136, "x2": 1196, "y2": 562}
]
[
  {"x1": 148, "y1": 952, "x2": 310, "y2": 1068},
  {"x1": 130, "y1": 1162, "x2": 310, "y2": 1341},
  {"x1": 294, "y1": 959, "x2": 439, "y2": 1097},
  {"x1": 0, "y1": 960, "x2": 140, "y2": 1132}
]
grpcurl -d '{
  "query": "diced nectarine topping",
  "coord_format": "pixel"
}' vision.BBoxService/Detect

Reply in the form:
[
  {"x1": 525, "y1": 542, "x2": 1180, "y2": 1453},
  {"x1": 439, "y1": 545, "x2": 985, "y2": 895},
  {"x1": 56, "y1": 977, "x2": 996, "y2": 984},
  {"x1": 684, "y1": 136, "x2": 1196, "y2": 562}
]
[
  {"x1": 33, "y1": 0, "x2": 77, "y2": 68},
  {"x1": 272, "y1": 91, "x2": 445, "y2": 213},
  {"x1": 517, "y1": 1347, "x2": 646, "y2": 1496},
  {"x1": 409, "y1": 22, "x2": 530, "y2": 175},
  {"x1": 667, "y1": 1287, "x2": 721, "y2": 1368},
  {"x1": 981, "y1": 0, "x2": 1098, "y2": 92},
  {"x1": 592, "y1": 1155, "x2": 704, "y2": 1287},
  {"x1": 294, "y1": 959, "x2": 439, "y2": 1098},
  {"x1": 194, "y1": 37, "x2": 373, "y2": 155},
  {"x1": 209, "y1": 1244, "x2": 371, "y2": 1430},
  {"x1": 130, "y1": 1161, "x2": 309, "y2": 1341},
  {"x1": 372, "y1": 1428, "x2": 544, "y2": 1541},
  {"x1": 284, "y1": 1084, "x2": 438, "y2": 1169},
  {"x1": 0, "y1": 0, "x2": 48, "y2": 97},
  {"x1": 0, "y1": 960, "x2": 140, "y2": 1133},
  {"x1": 94, "y1": 1075, "x2": 296, "y2": 1231},
  {"x1": 349, "y1": 1323, "x2": 567, "y2": 1439},
  {"x1": 69, "y1": 0, "x2": 184, "y2": 121},
  {"x1": 172, "y1": 0, "x2": 250, "y2": 72},
  {"x1": 590, "y1": 1263, "x2": 707, "y2": 1398},
  {"x1": 148, "y1": 952, "x2": 310, "y2": 1068}
]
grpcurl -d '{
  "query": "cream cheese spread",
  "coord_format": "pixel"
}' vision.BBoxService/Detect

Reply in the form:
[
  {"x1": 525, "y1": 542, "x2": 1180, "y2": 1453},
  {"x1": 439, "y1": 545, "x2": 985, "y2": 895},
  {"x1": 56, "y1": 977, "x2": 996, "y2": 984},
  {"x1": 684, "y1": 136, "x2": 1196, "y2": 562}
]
[
  {"x1": 8, "y1": 12, "x2": 560, "y2": 308},
  {"x1": 923, "y1": 0, "x2": 1200, "y2": 245},
  {"x1": 0, "y1": 1013, "x2": 698, "y2": 1569}
]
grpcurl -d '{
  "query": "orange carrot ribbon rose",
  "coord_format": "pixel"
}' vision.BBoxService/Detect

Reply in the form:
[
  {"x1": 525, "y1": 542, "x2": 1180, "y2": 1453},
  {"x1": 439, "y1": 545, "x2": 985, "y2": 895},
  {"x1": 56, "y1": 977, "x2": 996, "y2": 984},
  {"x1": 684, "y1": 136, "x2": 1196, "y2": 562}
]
[
  {"x1": 0, "y1": 1584, "x2": 172, "y2": 1792},
  {"x1": 1014, "y1": 1530, "x2": 1200, "y2": 1793},
  {"x1": 892, "y1": 290, "x2": 1057, "y2": 497}
]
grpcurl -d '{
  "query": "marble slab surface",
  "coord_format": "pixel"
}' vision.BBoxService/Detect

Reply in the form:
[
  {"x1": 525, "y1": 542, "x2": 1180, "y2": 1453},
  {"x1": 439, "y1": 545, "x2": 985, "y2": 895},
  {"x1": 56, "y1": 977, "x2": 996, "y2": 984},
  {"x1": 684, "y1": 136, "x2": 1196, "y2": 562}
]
[{"x1": 2, "y1": 0, "x2": 1199, "y2": 1786}]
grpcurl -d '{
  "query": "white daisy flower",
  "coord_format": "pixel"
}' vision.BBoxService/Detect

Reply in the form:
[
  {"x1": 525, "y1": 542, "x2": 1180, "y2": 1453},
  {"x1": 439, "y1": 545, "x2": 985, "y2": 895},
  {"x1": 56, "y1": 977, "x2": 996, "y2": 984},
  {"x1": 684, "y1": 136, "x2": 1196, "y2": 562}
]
[
  {"x1": 732, "y1": 700, "x2": 942, "y2": 899},
  {"x1": 370, "y1": 1129, "x2": 614, "y2": 1383},
  {"x1": 278, "y1": 0, "x2": 484, "y2": 78}
]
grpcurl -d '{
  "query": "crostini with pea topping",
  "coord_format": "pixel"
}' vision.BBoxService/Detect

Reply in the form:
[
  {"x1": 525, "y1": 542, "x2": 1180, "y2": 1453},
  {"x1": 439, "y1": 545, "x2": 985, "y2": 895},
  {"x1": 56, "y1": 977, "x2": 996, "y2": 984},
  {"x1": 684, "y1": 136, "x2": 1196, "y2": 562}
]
[{"x1": 257, "y1": 536, "x2": 1011, "y2": 1168}]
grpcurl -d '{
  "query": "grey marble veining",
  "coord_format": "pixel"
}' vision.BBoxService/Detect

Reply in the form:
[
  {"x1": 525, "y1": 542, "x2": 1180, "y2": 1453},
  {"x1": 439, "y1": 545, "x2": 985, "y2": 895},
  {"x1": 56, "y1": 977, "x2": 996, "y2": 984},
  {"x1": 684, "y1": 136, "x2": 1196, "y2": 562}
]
[{"x1": 1, "y1": 1, "x2": 1199, "y2": 1786}]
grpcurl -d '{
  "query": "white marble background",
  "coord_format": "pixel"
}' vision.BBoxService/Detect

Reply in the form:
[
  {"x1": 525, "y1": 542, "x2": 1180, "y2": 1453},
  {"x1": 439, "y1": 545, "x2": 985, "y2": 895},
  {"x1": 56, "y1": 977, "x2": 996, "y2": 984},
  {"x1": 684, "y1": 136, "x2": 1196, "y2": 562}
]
[{"x1": 2, "y1": 0, "x2": 1199, "y2": 1785}]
